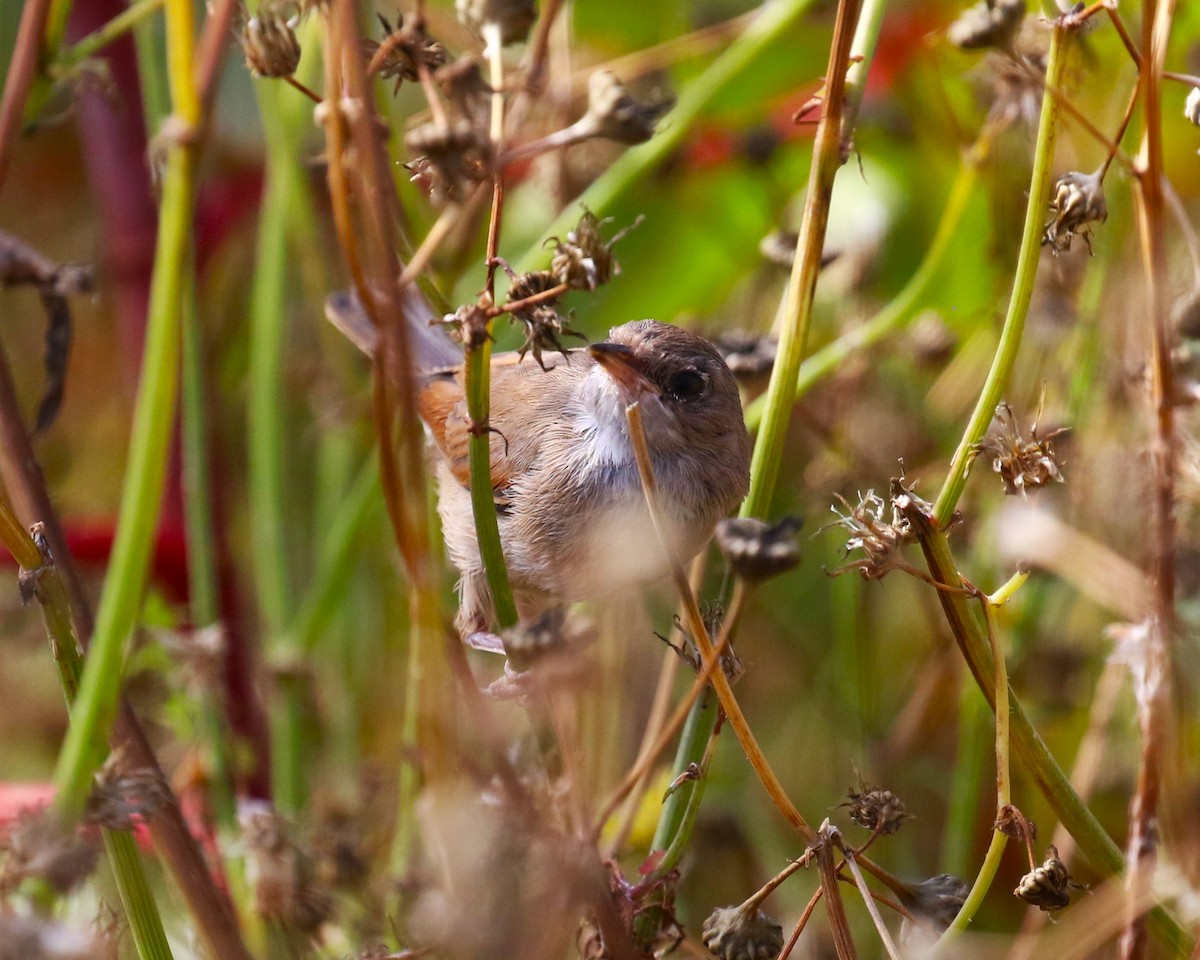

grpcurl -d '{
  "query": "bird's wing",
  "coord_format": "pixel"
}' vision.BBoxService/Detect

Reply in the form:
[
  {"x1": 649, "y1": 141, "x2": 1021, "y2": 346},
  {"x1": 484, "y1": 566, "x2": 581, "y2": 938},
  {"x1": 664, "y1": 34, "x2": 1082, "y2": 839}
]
[{"x1": 417, "y1": 352, "x2": 587, "y2": 501}]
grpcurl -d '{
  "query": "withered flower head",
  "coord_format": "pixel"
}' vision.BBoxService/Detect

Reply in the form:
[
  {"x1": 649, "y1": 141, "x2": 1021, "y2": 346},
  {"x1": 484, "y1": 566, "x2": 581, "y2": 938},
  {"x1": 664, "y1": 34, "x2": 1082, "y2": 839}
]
[
  {"x1": 84, "y1": 751, "x2": 171, "y2": 831},
  {"x1": 550, "y1": 209, "x2": 641, "y2": 292},
  {"x1": 405, "y1": 119, "x2": 493, "y2": 202},
  {"x1": 659, "y1": 606, "x2": 743, "y2": 683},
  {"x1": 436, "y1": 56, "x2": 492, "y2": 123},
  {"x1": 1186, "y1": 87, "x2": 1200, "y2": 126},
  {"x1": 239, "y1": 800, "x2": 332, "y2": 933},
  {"x1": 579, "y1": 70, "x2": 669, "y2": 145},
  {"x1": 975, "y1": 401, "x2": 1066, "y2": 496},
  {"x1": 1014, "y1": 845, "x2": 1078, "y2": 911},
  {"x1": 701, "y1": 906, "x2": 784, "y2": 960},
  {"x1": 1043, "y1": 171, "x2": 1107, "y2": 254},
  {"x1": 0, "y1": 808, "x2": 99, "y2": 895},
  {"x1": 827, "y1": 489, "x2": 915, "y2": 580},
  {"x1": 947, "y1": 0, "x2": 1025, "y2": 50},
  {"x1": 714, "y1": 332, "x2": 778, "y2": 379},
  {"x1": 515, "y1": 306, "x2": 586, "y2": 370},
  {"x1": 241, "y1": 3, "x2": 301, "y2": 78},
  {"x1": 899, "y1": 874, "x2": 971, "y2": 932},
  {"x1": 441, "y1": 303, "x2": 492, "y2": 351},
  {"x1": 364, "y1": 14, "x2": 447, "y2": 94},
  {"x1": 841, "y1": 783, "x2": 907, "y2": 836},
  {"x1": 456, "y1": 0, "x2": 538, "y2": 46},
  {"x1": 982, "y1": 50, "x2": 1046, "y2": 130},
  {"x1": 715, "y1": 516, "x2": 802, "y2": 582}
]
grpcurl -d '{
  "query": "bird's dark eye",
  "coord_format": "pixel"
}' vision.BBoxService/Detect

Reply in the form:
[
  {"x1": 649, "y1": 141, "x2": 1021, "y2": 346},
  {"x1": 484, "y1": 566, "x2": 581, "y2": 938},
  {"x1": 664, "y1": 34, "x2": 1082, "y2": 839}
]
[{"x1": 666, "y1": 369, "x2": 709, "y2": 401}]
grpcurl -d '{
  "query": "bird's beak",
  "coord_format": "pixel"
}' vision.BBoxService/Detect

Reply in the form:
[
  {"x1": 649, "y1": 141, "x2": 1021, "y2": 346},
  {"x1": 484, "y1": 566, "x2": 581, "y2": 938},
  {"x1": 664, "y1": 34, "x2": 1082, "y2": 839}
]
[{"x1": 587, "y1": 342, "x2": 658, "y2": 396}]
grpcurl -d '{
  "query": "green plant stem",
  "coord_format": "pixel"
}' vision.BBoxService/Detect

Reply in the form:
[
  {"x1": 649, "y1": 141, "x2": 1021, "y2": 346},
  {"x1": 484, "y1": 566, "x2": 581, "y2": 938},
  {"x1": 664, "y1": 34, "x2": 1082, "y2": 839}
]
[
  {"x1": 943, "y1": 828, "x2": 1007, "y2": 939},
  {"x1": 464, "y1": 336, "x2": 519, "y2": 629},
  {"x1": 932, "y1": 24, "x2": 1072, "y2": 526},
  {"x1": 740, "y1": 0, "x2": 867, "y2": 519},
  {"x1": 293, "y1": 458, "x2": 381, "y2": 653},
  {"x1": 907, "y1": 515, "x2": 1190, "y2": 956},
  {"x1": 51, "y1": 0, "x2": 166, "y2": 73},
  {"x1": 104, "y1": 831, "x2": 174, "y2": 960},
  {"x1": 743, "y1": 144, "x2": 984, "y2": 431},
  {"x1": 51, "y1": 0, "x2": 199, "y2": 825},
  {"x1": 649, "y1": 687, "x2": 718, "y2": 854},
  {"x1": 515, "y1": 0, "x2": 820, "y2": 272},
  {"x1": 2, "y1": 513, "x2": 173, "y2": 960},
  {"x1": 653, "y1": 720, "x2": 719, "y2": 875},
  {"x1": 179, "y1": 266, "x2": 237, "y2": 831}
]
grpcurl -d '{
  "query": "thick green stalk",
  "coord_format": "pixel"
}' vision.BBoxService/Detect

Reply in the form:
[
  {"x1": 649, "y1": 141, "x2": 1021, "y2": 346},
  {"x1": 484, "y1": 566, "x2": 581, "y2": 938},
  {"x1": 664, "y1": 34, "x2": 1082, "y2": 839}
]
[
  {"x1": 649, "y1": 690, "x2": 717, "y2": 853},
  {"x1": 740, "y1": 0, "x2": 867, "y2": 519},
  {"x1": 743, "y1": 149, "x2": 983, "y2": 431},
  {"x1": 515, "y1": 0, "x2": 820, "y2": 272},
  {"x1": 932, "y1": 25, "x2": 1071, "y2": 525},
  {"x1": 3, "y1": 511, "x2": 173, "y2": 960},
  {"x1": 913, "y1": 522, "x2": 1190, "y2": 956},
  {"x1": 464, "y1": 337, "x2": 519, "y2": 630},
  {"x1": 51, "y1": 0, "x2": 198, "y2": 823}
]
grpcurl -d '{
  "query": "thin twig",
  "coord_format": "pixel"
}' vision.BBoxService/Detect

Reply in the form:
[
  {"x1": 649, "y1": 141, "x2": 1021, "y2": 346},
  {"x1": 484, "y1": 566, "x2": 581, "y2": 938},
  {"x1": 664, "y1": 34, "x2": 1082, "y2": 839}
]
[{"x1": 0, "y1": 0, "x2": 52, "y2": 194}]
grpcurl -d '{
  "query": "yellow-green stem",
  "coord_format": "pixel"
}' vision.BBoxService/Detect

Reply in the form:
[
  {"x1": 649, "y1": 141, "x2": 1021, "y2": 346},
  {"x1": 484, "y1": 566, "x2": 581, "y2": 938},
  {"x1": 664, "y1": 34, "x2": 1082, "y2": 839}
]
[
  {"x1": 51, "y1": 0, "x2": 197, "y2": 824},
  {"x1": 933, "y1": 24, "x2": 1072, "y2": 525}
]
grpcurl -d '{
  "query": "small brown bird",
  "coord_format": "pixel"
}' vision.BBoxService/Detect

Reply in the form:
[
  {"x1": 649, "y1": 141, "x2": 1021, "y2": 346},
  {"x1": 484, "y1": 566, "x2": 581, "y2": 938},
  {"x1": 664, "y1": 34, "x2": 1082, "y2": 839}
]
[{"x1": 326, "y1": 291, "x2": 751, "y2": 638}]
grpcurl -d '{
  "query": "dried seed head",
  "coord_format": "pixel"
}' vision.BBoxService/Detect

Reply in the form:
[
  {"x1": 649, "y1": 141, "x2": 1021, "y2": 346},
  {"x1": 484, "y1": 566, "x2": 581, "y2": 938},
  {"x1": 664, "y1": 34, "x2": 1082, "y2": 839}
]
[
  {"x1": 975, "y1": 402, "x2": 1067, "y2": 496},
  {"x1": 899, "y1": 874, "x2": 971, "y2": 932},
  {"x1": 0, "y1": 808, "x2": 99, "y2": 895},
  {"x1": 365, "y1": 14, "x2": 447, "y2": 94},
  {"x1": 984, "y1": 49, "x2": 1046, "y2": 130},
  {"x1": 549, "y1": 209, "x2": 640, "y2": 291},
  {"x1": 441, "y1": 303, "x2": 492, "y2": 351},
  {"x1": 241, "y1": 3, "x2": 301, "y2": 78},
  {"x1": 1043, "y1": 171, "x2": 1107, "y2": 254},
  {"x1": 405, "y1": 120, "x2": 493, "y2": 202},
  {"x1": 1014, "y1": 845, "x2": 1077, "y2": 911},
  {"x1": 701, "y1": 906, "x2": 784, "y2": 960},
  {"x1": 947, "y1": 0, "x2": 1025, "y2": 51},
  {"x1": 506, "y1": 269, "x2": 562, "y2": 309},
  {"x1": 456, "y1": 0, "x2": 538, "y2": 46},
  {"x1": 1186, "y1": 87, "x2": 1200, "y2": 126},
  {"x1": 714, "y1": 332, "x2": 777, "y2": 379},
  {"x1": 714, "y1": 516, "x2": 802, "y2": 582},
  {"x1": 515, "y1": 305, "x2": 586, "y2": 370},
  {"x1": 994, "y1": 803, "x2": 1037, "y2": 842},
  {"x1": 436, "y1": 56, "x2": 492, "y2": 123},
  {"x1": 84, "y1": 752, "x2": 171, "y2": 831},
  {"x1": 826, "y1": 489, "x2": 915, "y2": 580},
  {"x1": 239, "y1": 800, "x2": 333, "y2": 933},
  {"x1": 0, "y1": 914, "x2": 99, "y2": 960},
  {"x1": 841, "y1": 784, "x2": 907, "y2": 836},
  {"x1": 579, "y1": 71, "x2": 668, "y2": 145}
]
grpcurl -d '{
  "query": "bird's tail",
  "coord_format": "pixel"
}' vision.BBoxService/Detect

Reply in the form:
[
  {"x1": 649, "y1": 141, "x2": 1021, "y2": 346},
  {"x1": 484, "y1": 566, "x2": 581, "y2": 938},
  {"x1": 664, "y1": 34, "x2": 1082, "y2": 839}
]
[{"x1": 323, "y1": 284, "x2": 461, "y2": 370}]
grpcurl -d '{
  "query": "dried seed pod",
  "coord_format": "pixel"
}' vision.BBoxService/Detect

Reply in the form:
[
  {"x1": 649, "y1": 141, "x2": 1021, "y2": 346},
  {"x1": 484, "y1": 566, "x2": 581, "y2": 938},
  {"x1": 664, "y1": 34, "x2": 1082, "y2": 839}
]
[
  {"x1": 506, "y1": 269, "x2": 562, "y2": 310},
  {"x1": 456, "y1": 0, "x2": 538, "y2": 46},
  {"x1": 550, "y1": 209, "x2": 640, "y2": 291},
  {"x1": 658, "y1": 608, "x2": 744, "y2": 683},
  {"x1": 580, "y1": 70, "x2": 667, "y2": 145},
  {"x1": 899, "y1": 874, "x2": 971, "y2": 933},
  {"x1": 1014, "y1": 845, "x2": 1079, "y2": 911},
  {"x1": 0, "y1": 808, "x2": 99, "y2": 895},
  {"x1": 714, "y1": 516, "x2": 802, "y2": 583},
  {"x1": 947, "y1": 0, "x2": 1025, "y2": 51},
  {"x1": 1042, "y1": 171, "x2": 1107, "y2": 254},
  {"x1": 84, "y1": 752, "x2": 171, "y2": 831},
  {"x1": 437, "y1": 56, "x2": 492, "y2": 123},
  {"x1": 365, "y1": 14, "x2": 447, "y2": 93},
  {"x1": 841, "y1": 784, "x2": 907, "y2": 836},
  {"x1": 405, "y1": 120, "x2": 493, "y2": 202},
  {"x1": 714, "y1": 332, "x2": 777, "y2": 379},
  {"x1": 1186, "y1": 87, "x2": 1200, "y2": 126},
  {"x1": 239, "y1": 801, "x2": 332, "y2": 933},
  {"x1": 975, "y1": 402, "x2": 1067, "y2": 496},
  {"x1": 826, "y1": 489, "x2": 915, "y2": 580},
  {"x1": 241, "y1": 4, "x2": 301, "y2": 78},
  {"x1": 701, "y1": 906, "x2": 784, "y2": 960},
  {"x1": 441, "y1": 303, "x2": 492, "y2": 351},
  {"x1": 514, "y1": 305, "x2": 586, "y2": 370}
]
